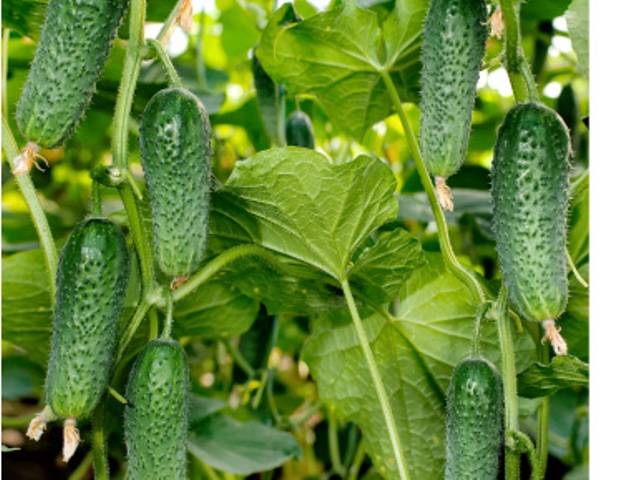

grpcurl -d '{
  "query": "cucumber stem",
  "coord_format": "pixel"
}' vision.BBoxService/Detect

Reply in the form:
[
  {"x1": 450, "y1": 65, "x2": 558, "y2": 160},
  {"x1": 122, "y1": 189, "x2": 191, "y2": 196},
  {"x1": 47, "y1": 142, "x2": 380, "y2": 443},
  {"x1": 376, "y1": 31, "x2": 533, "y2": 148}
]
[
  {"x1": 91, "y1": 404, "x2": 110, "y2": 480},
  {"x1": 328, "y1": 406, "x2": 346, "y2": 476},
  {"x1": 566, "y1": 248, "x2": 588, "y2": 288},
  {"x1": 494, "y1": 287, "x2": 520, "y2": 480},
  {"x1": 1, "y1": 117, "x2": 58, "y2": 300},
  {"x1": 499, "y1": 0, "x2": 539, "y2": 102},
  {"x1": 91, "y1": 180, "x2": 102, "y2": 215},
  {"x1": 536, "y1": 341, "x2": 550, "y2": 477},
  {"x1": 347, "y1": 439, "x2": 367, "y2": 480},
  {"x1": 161, "y1": 292, "x2": 174, "y2": 338},
  {"x1": 115, "y1": 298, "x2": 152, "y2": 363},
  {"x1": 172, "y1": 244, "x2": 289, "y2": 302},
  {"x1": 156, "y1": 0, "x2": 187, "y2": 43},
  {"x1": 147, "y1": 38, "x2": 183, "y2": 88},
  {"x1": 341, "y1": 278, "x2": 410, "y2": 480},
  {"x1": 379, "y1": 70, "x2": 486, "y2": 304}
]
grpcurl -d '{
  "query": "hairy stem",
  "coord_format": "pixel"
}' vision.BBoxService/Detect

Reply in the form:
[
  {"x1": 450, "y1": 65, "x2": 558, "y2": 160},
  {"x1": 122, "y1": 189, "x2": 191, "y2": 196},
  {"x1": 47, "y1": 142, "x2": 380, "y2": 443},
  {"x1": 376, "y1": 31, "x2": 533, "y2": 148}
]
[
  {"x1": 161, "y1": 292, "x2": 174, "y2": 338},
  {"x1": 380, "y1": 70, "x2": 485, "y2": 304},
  {"x1": 225, "y1": 340, "x2": 255, "y2": 377},
  {"x1": 495, "y1": 287, "x2": 520, "y2": 480},
  {"x1": 2, "y1": 116, "x2": 58, "y2": 299},
  {"x1": 347, "y1": 440, "x2": 367, "y2": 480},
  {"x1": 499, "y1": 0, "x2": 539, "y2": 102},
  {"x1": 3, "y1": 28, "x2": 10, "y2": 119},
  {"x1": 328, "y1": 407, "x2": 345, "y2": 476},
  {"x1": 116, "y1": 298, "x2": 152, "y2": 363},
  {"x1": 91, "y1": 181, "x2": 102, "y2": 216},
  {"x1": 147, "y1": 39, "x2": 183, "y2": 88},
  {"x1": 91, "y1": 405, "x2": 110, "y2": 480},
  {"x1": 536, "y1": 341, "x2": 550, "y2": 477},
  {"x1": 68, "y1": 451, "x2": 94, "y2": 480},
  {"x1": 172, "y1": 244, "x2": 288, "y2": 302},
  {"x1": 341, "y1": 279, "x2": 410, "y2": 480},
  {"x1": 156, "y1": 0, "x2": 187, "y2": 43}
]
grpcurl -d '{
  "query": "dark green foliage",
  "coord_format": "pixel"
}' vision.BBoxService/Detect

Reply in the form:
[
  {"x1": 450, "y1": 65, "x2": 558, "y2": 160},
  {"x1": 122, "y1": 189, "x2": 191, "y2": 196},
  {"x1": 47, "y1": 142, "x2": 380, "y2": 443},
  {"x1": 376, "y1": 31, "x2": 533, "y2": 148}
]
[
  {"x1": 16, "y1": 0, "x2": 128, "y2": 148},
  {"x1": 140, "y1": 87, "x2": 212, "y2": 277},
  {"x1": 445, "y1": 356, "x2": 503, "y2": 480},
  {"x1": 125, "y1": 339, "x2": 189, "y2": 480},
  {"x1": 45, "y1": 218, "x2": 129, "y2": 419},
  {"x1": 419, "y1": 0, "x2": 488, "y2": 179},
  {"x1": 492, "y1": 102, "x2": 571, "y2": 322},
  {"x1": 252, "y1": 51, "x2": 282, "y2": 145},
  {"x1": 286, "y1": 111, "x2": 315, "y2": 149}
]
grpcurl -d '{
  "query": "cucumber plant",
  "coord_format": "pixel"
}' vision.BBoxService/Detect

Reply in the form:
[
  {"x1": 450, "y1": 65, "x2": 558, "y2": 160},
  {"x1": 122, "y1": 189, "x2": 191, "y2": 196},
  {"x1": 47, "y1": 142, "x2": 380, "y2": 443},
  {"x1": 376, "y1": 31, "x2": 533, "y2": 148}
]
[
  {"x1": 2, "y1": 0, "x2": 588, "y2": 478},
  {"x1": 26, "y1": 218, "x2": 130, "y2": 462},
  {"x1": 419, "y1": 0, "x2": 488, "y2": 211}
]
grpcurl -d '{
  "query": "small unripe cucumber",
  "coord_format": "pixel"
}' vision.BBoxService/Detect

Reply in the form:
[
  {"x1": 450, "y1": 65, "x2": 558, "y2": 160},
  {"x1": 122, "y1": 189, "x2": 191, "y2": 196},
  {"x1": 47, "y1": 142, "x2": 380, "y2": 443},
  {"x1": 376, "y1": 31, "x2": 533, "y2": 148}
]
[
  {"x1": 492, "y1": 102, "x2": 571, "y2": 322},
  {"x1": 419, "y1": 0, "x2": 488, "y2": 179},
  {"x1": 445, "y1": 356, "x2": 503, "y2": 480},
  {"x1": 286, "y1": 111, "x2": 315, "y2": 149},
  {"x1": 140, "y1": 87, "x2": 212, "y2": 277},
  {"x1": 125, "y1": 339, "x2": 189, "y2": 480},
  {"x1": 45, "y1": 218, "x2": 129, "y2": 419},
  {"x1": 16, "y1": 0, "x2": 128, "y2": 148}
]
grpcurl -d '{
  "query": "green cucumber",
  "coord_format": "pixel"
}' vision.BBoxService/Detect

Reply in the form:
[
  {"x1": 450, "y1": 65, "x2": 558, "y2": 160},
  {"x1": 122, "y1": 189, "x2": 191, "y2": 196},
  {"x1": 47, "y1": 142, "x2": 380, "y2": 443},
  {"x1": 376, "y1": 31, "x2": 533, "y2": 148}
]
[
  {"x1": 445, "y1": 356, "x2": 503, "y2": 480},
  {"x1": 140, "y1": 87, "x2": 212, "y2": 278},
  {"x1": 492, "y1": 102, "x2": 570, "y2": 324},
  {"x1": 45, "y1": 218, "x2": 130, "y2": 419},
  {"x1": 419, "y1": 0, "x2": 488, "y2": 180},
  {"x1": 125, "y1": 339, "x2": 189, "y2": 480},
  {"x1": 16, "y1": 0, "x2": 128, "y2": 148},
  {"x1": 286, "y1": 111, "x2": 315, "y2": 149}
]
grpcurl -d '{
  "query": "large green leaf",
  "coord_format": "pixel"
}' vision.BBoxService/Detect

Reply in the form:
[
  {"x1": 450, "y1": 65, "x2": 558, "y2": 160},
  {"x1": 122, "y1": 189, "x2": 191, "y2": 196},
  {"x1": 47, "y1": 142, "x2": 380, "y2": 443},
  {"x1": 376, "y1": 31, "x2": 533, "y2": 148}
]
[
  {"x1": 304, "y1": 254, "x2": 535, "y2": 479},
  {"x1": 188, "y1": 413, "x2": 301, "y2": 475},
  {"x1": 517, "y1": 355, "x2": 589, "y2": 398},
  {"x1": 1, "y1": 249, "x2": 53, "y2": 365},
  {"x1": 210, "y1": 147, "x2": 398, "y2": 281},
  {"x1": 256, "y1": 0, "x2": 427, "y2": 138},
  {"x1": 173, "y1": 281, "x2": 260, "y2": 339},
  {"x1": 565, "y1": 0, "x2": 589, "y2": 77}
]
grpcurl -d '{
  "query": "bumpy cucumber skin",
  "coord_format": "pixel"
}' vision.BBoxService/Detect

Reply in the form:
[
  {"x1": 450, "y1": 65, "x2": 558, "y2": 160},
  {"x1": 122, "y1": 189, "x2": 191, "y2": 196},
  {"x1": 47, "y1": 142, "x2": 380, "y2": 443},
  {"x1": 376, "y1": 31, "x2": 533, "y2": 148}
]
[
  {"x1": 140, "y1": 87, "x2": 212, "y2": 277},
  {"x1": 445, "y1": 357, "x2": 503, "y2": 480},
  {"x1": 45, "y1": 218, "x2": 129, "y2": 419},
  {"x1": 419, "y1": 0, "x2": 488, "y2": 178},
  {"x1": 492, "y1": 102, "x2": 571, "y2": 322},
  {"x1": 16, "y1": 0, "x2": 128, "y2": 148},
  {"x1": 125, "y1": 340, "x2": 189, "y2": 480},
  {"x1": 286, "y1": 111, "x2": 315, "y2": 149}
]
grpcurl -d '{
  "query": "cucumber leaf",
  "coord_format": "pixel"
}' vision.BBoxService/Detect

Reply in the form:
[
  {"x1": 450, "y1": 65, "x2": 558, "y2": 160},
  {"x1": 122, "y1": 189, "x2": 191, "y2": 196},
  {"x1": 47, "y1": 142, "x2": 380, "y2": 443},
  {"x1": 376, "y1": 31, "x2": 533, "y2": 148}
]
[
  {"x1": 304, "y1": 253, "x2": 535, "y2": 479},
  {"x1": 188, "y1": 413, "x2": 301, "y2": 475},
  {"x1": 565, "y1": 0, "x2": 589, "y2": 77},
  {"x1": 256, "y1": 0, "x2": 427, "y2": 138},
  {"x1": 517, "y1": 355, "x2": 589, "y2": 398}
]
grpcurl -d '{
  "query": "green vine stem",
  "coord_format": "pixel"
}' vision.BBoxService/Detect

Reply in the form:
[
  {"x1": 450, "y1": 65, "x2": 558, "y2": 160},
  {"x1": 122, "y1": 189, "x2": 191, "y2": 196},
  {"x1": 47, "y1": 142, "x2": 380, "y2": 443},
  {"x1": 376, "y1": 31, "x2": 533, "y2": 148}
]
[
  {"x1": 341, "y1": 278, "x2": 410, "y2": 480},
  {"x1": 115, "y1": 298, "x2": 152, "y2": 364},
  {"x1": 499, "y1": 0, "x2": 539, "y2": 102},
  {"x1": 2, "y1": 116, "x2": 58, "y2": 299},
  {"x1": 91, "y1": 180, "x2": 102, "y2": 215},
  {"x1": 3, "y1": 28, "x2": 10, "y2": 119},
  {"x1": 91, "y1": 404, "x2": 110, "y2": 480},
  {"x1": 566, "y1": 248, "x2": 588, "y2": 288},
  {"x1": 328, "y1": 406, "x2": 346, "y2": 476},
  {"x1": 161, "y1": 291, "x2": 174, "y2": 338},
  {"x1": 147, "y1": 38, "x2": 183, "y2": 88},
  {"x1": 172, "y1": 244, "x2": 288, "y2": 302},
  {"x1": 156, "y1": 0, "x2": 187, "y2": 43},
  {"x1": 226, "y1": 340, "x2": 255, "y2": 378},
  {"x1": 379, "y1": 70, "x2": 486, "y2": 304},
  {"x1": 510, "y1": 430, "x2": 542, "y2": 480},
  {"x1": 536, "y1": 340, "x2": 550, "y2": 477},
  {"x1": 347, "y1": 440, "x2": 367, "y2": 480},
  {"x1": 68, "y1": 451, "x2": 94, "y2": 480},
  {"x1": 495, "y1": 286, "x2": 520, "y2": 480}
]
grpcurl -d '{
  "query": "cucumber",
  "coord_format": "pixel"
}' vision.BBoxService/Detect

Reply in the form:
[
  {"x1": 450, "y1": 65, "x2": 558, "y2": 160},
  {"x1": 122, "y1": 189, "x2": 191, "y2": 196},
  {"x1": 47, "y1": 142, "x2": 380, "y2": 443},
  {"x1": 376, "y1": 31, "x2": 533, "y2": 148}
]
[
  {"x1": 491, "y1": 102, "x2": 570, "y2": 324},
  {"x1": 16, "y1": 0, "x2": 128, "y2": 148},
  {"x1": 125, "y1": 339, "x2": 189, "y2": 480},
  {"x1": 45, "y1": 218, "x2": 129, "y2": 420},
  {"x1": 140, "y1": 87, "x2": 212, "y2": 278},
  {"x1": 286, "y1": 111, "x2": 315, "y2": 149},
  {"x1": 419, "y1": 0, "x2": 488, "y2": 185},
  {"x1": 445, "y1": 356, "x2": 503, "y2": 480}
]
